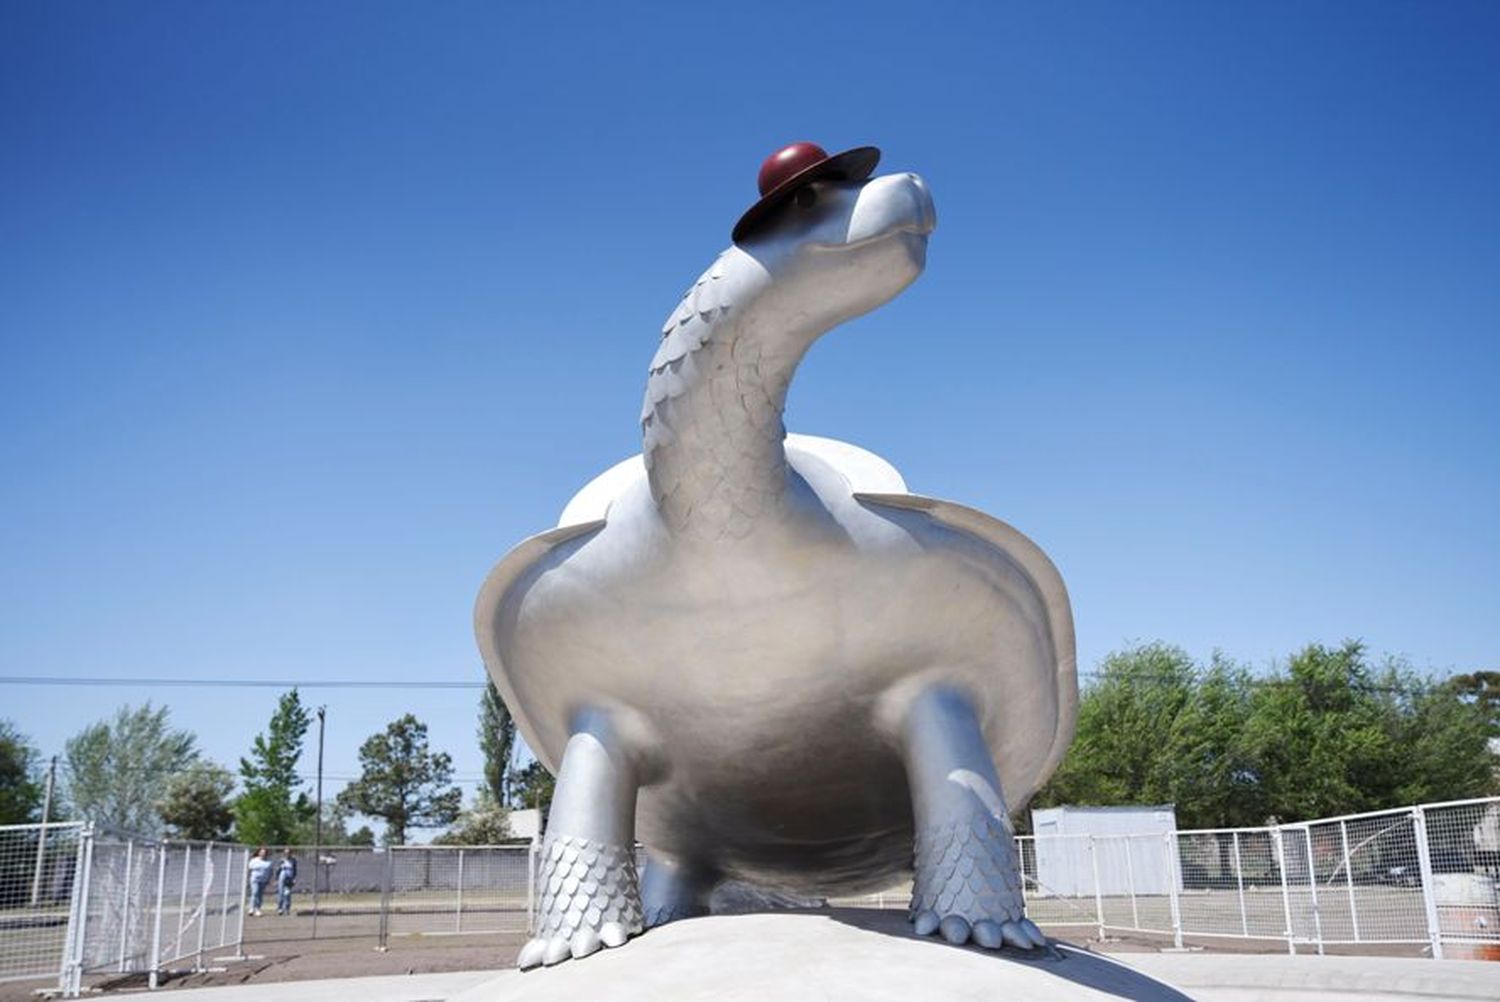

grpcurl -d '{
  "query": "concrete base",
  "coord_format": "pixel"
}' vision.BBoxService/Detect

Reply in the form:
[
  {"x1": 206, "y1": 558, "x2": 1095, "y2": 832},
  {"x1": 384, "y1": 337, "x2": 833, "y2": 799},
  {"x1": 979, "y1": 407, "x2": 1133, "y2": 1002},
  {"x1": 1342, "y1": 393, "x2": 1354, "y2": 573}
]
[{"x1": 449, "y1": 911, "x2": 1192, "y2": 1001}]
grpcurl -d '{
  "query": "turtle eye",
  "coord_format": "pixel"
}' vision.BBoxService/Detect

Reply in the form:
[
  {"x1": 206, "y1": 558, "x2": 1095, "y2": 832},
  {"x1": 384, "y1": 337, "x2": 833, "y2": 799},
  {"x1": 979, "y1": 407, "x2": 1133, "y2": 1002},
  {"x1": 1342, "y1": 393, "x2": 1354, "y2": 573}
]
[{"x1": 794, "y1": 185, "x2": 818, "y2": 209}]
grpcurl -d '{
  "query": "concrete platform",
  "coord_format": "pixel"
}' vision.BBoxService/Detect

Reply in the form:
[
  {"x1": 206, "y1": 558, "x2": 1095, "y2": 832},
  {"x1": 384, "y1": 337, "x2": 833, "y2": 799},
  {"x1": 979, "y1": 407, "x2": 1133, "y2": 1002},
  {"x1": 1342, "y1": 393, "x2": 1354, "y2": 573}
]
[
  {"x1": 454, "y1": 911, "x2": 1190, "y2": 1001},
  {"x1": 131, "y1": 912, "x2": 1500, "y2": 1002}
]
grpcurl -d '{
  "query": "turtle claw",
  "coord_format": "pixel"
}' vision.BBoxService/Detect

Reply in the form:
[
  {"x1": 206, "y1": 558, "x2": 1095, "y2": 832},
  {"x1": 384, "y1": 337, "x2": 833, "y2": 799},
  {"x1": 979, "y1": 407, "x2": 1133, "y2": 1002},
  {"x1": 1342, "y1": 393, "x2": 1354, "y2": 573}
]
[
  {"x1": 517, "y1": 938, "x2": 547, "y2": 970},
  {"x1": 971, "y1": 919, "x2": 1004, "y2": 949},
  {"x1": 542, "y1": 937, "x2": 571, "y2": 966},
  {"x1": 913, "y1": 909, "x2": 940, "y2": 937},
  {"x1": 1000, "y1": 920, "x2": 1033, "y2": 950},
  {"x1": 912, "y1": 911, "x2": 1042, "y2": 953},
  {"x1": 570, "y1": 927, "x2": 601, "y2": 960},
  {"x1": 939, "y1": 915, "x2": 971, "y2": 944}
]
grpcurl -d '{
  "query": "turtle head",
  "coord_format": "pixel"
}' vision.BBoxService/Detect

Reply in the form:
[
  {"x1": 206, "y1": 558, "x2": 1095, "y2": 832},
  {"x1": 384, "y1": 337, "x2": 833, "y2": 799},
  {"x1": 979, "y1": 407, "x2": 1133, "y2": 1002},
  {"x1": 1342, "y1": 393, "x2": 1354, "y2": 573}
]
[{"x1": 727, "y1": 172, "x2": 936, "y2": 345}]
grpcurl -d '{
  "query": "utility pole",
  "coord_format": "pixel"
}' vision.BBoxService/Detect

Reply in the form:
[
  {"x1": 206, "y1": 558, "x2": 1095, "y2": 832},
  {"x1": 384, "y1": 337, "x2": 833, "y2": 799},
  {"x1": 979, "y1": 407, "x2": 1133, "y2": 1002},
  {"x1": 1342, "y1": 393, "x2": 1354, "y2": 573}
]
[
  {"x1": 312, "y1": 706, "x2": 325, "y2": 939},
  {"x1": 30, "y1": 755, "x2": 57, "y2": 906}
]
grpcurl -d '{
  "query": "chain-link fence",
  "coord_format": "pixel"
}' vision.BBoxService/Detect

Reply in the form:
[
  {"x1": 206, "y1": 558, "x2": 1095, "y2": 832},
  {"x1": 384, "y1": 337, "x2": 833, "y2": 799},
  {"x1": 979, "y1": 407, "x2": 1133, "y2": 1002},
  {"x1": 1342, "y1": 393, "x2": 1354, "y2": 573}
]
[
  {"x1": 0, "y1": 822, "x2": 85, "y2": 986},
  {"x1": 1012, "y1": 797, "x2": 1500, "y2": 959},
  {"x1": 230, "y1": 844, "x2": 535, "y2": 949},
  {"x1": 0, "y1": 828, "x2": 248, "y2": 996},
  {"x1": 70, "y1": 834, "x2": 248, "y2": 995},
  {"x1": 5, "y1": 797, "x2": 1498, "y2": 994}
]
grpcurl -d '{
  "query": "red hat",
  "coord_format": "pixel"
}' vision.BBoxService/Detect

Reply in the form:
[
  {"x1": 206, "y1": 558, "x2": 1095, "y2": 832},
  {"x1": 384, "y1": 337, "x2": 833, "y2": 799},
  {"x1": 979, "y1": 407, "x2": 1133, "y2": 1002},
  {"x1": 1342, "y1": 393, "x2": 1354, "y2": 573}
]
[{"x1": 732, "y1": 142, "x2": 881, "y2": 243}]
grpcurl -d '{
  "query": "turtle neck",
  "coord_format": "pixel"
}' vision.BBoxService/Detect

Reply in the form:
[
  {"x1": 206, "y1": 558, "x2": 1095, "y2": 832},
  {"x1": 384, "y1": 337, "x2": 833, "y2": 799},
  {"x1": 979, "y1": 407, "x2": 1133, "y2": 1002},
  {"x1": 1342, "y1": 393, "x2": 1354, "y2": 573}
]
[{"x1": 639, "y1": 252, "x2": 814, "y2": 542}]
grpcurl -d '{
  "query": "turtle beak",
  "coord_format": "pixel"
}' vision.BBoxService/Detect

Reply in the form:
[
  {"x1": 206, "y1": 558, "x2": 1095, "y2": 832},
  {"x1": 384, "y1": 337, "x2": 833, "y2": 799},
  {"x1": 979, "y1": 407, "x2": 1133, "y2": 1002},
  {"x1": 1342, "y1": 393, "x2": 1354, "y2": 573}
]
[
  {"x1": 909, "y1": 174, "x2": 937, "y2": 236},
  {"x1": 847, "y1": 173, "x2": 936, "y2": 244}
]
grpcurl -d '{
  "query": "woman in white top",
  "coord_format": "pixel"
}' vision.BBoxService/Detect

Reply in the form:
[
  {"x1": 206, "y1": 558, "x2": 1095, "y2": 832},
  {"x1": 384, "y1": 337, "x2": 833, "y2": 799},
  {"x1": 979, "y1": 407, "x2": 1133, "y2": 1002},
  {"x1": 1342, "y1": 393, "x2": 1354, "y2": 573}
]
[{"x1": 246, "y1": 847, "x2": 272, "y2": 917}]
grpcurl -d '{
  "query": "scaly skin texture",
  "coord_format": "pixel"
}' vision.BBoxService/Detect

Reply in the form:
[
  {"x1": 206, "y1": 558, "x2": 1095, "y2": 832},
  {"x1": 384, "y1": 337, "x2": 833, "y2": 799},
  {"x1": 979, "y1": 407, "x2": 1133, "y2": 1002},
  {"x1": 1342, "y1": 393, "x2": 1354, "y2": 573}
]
[
  {"x1": 909, "y1": 808, "x2": 1047, "y2": 950},
  {"x1": 520, "y1": 836, "x2": 642, "y2": 967}
]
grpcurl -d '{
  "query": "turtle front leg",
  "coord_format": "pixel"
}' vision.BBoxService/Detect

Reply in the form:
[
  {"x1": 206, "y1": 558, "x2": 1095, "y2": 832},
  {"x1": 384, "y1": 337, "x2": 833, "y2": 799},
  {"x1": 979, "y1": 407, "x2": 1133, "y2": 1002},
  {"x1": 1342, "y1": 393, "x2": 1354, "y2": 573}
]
[
  {"x1": 519, "y1": 712, "x2": 644, "y2": 969},
  {"x1": 900, "y1": 685, "x2": 1047, "y2": 951}
]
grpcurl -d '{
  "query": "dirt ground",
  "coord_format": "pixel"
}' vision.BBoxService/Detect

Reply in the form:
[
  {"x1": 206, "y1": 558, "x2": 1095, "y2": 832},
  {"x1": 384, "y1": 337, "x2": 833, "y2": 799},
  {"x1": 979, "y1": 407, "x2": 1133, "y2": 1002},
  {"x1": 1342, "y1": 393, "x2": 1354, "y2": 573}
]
[{"x1": 0, "y1": 928, "x2": 525, "y2": 1001}]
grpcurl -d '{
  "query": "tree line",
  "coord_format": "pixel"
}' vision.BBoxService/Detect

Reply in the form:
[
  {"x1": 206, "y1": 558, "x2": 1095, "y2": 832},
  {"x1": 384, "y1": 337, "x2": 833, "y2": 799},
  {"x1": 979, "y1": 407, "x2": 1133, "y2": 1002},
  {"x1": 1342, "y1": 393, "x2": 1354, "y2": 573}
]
[
  {"x1": 1027, "y1": 641, "x2": 1498, "y2": 830},
  {"x1": 0, "y1": 681, "x2": 553, "y2": 847}
]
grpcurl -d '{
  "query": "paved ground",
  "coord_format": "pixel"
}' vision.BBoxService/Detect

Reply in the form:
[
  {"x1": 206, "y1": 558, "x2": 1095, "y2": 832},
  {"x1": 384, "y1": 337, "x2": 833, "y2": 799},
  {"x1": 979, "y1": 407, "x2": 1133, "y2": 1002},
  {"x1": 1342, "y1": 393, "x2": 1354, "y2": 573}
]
[
  {"x1": 1, "y1": 908, "x2": 1492, "y2": 1000},
  {"x1": 28, "y1": 914, "x2": 1489, "y2": 1002}
]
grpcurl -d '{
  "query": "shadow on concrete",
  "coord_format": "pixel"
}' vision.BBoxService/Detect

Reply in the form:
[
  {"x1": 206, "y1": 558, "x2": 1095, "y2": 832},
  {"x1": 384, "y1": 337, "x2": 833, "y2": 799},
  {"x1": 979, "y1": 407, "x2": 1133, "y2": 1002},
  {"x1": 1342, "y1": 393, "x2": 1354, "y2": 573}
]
[{"x1": 820, "y1": 907, "x2": 1194, "y2": 1001}]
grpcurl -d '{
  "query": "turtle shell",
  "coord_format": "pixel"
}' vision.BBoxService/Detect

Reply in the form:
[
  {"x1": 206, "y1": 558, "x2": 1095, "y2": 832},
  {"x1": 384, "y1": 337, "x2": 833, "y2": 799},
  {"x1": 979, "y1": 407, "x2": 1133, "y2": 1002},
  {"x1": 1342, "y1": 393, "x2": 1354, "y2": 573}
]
[{"x1": 474, "y1": 435, "x2": 1077, "y2": 823}]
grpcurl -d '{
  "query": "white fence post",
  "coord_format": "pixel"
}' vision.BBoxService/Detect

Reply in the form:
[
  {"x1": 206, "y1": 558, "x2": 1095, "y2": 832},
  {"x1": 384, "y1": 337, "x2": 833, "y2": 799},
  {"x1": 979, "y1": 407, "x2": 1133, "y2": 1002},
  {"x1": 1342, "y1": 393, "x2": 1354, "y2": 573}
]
[
  {"x1": 456, "y1": 849, "x2": 465, "y2": 934},
  {"x1": 219, "y1": 845, "x2": 232, "y2": 947},
  {"x1": 1164, "y1": 831, "x2": 1183, "y2": 950},
  {"x1": 117, "y1": 840, "x2": 134, "y2": 972},
  {"x1": 1301, "y1": 828, "x2": 1324, "y2": 955},
  {"x1": 526, "y1": 837, "x2": 538, "y2": 934},
  {"x1": 377, "y1": 848, "x2": 393, "y2": 951},
  {"x1": 57, "y1": 825, "x2": 91, "y2": 997},
  {"x1": 1274, "y1": 827, "x2": 1295, "y2": 955},
  {"x1": 1124, "y1": 836, "x2": 1140, "y2": 930},
  {"x1": 233, "y1": 847, "x2": 249, "y2": 960},
  {"x1": 149, "y1": 845, "x2": 167, "y2": 990},
  {"x1": 1232, "y1": 831, "x2": 1248, "y2": 936},
  {"x1": 72, "y1": 827, "x2": 95, "y2": 996},
  {"x1": 1339, "y1": 820, "x2": 1359, "y2": 942},
  {"x1": 1412, "y1": 807, "x2": 1444, "y2": 960},
  {"x1": 176, "y1": 844, "x2": 191, "y2": 953},
  {"x1": 1089, "y1": 836, "x2": 1105, "y2": 939},
  {"x1": 195, "y1": 843, "x2": 211, "y2": 971}
]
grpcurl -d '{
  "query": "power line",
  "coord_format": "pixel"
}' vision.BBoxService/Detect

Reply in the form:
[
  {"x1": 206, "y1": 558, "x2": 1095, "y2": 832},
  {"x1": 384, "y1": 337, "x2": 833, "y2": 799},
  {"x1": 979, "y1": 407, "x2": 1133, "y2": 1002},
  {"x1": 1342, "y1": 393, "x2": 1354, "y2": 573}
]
[{"x1": 0, "y1": 676, "x2": 486, "y2": 689}]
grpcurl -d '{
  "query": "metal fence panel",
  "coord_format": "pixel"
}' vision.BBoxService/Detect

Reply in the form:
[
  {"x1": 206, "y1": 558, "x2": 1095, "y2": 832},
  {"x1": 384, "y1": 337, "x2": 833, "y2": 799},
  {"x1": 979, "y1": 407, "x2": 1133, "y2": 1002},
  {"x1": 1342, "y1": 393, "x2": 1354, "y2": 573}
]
[
  {"x1": 1423, "y1": 799, "x2": 1500, "y2": 958},
  {"x1": 0, "y1": 822, "x2": 84, "y2": 987},
  {"x1": 384, "y1": 846, "x2": 532, "y2": 939}
]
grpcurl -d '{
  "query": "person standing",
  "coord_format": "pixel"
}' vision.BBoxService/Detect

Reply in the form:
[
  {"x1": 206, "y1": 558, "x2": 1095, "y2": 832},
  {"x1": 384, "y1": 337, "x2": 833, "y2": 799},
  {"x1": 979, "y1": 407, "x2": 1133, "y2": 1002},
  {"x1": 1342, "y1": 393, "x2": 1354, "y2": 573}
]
[
  {"x1": 246, "y1": 847, "x2": 272, "y2": 917},
  {"x1": 275, "y1": 848, "x2": 298, "y2": 916}
]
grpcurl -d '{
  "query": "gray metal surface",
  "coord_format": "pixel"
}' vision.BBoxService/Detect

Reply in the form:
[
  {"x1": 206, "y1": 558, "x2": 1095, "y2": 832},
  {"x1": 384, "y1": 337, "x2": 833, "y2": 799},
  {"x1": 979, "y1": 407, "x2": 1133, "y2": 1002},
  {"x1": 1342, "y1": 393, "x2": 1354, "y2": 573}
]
[{"x1": 474, "y1": 158, "x2": 1077, "y2": 967}]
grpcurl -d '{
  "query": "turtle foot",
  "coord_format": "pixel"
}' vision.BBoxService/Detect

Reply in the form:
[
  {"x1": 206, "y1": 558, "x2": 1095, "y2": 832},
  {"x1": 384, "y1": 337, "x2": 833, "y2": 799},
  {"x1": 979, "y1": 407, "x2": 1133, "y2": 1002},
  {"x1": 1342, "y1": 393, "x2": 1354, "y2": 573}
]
[
  {"x1": 908, "y1": 807, "x2": 1046, "y2": 952},
  {"x1": 519, "y1": 835, "x2": 642, "y2": 971}
]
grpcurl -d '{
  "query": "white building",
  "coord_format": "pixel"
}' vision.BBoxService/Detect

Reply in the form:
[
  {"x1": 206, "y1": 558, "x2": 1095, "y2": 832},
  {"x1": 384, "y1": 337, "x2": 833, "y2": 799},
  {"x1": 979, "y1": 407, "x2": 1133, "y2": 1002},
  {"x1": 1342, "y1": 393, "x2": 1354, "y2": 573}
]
[
  {"x1": 508, "y1": 807, "x2": 542, "y2": 840},
  {"x1": 1029, "y1": 804, "x2": 1179, "y2": 897}
]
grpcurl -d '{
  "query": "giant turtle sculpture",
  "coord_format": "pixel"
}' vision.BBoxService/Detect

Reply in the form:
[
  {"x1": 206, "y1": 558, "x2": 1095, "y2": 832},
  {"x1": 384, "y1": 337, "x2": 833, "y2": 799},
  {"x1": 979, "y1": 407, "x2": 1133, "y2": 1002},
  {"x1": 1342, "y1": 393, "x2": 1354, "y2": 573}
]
[{"x1": 475, "y1": 142, "x2": 1077, "y2": 969}]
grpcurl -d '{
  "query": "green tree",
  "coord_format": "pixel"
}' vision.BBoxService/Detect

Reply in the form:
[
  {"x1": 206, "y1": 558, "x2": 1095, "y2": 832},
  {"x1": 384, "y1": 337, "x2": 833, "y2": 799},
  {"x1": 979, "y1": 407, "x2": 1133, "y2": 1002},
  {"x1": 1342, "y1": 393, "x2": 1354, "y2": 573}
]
[
  {"x1": 508, "y1": 759, "x2": 556, "y2": 827},
  {"x1": 0, "y1": 720, "x2": 43, "y2": 825},
  {"x1": 1388, "y1": 670, "x2": 1497, "y2": 803},
  {"x1": 479, "y1": 681, "x2": 517, "y2": 807},
  {"x1": 1032, "y1": 643, "x2": 1199, "y2": 813},
  {"x1": 1447, "y1": 670, "x2": 1500, "y2": 736},
  {"x1": 347, "y1": 824, "x2": 376, "y2": 847},
  {"x1": 158, "y1": 762, "x2": 236, "y2": 841},
  {"x1": 336, "y1": 714, "x2": 461, "y2": 845},
  {"x1": 1036, "y1": 640, "x2": 1497, "y2": 830},
  {"x1": 434, "y1": 789, "x2": 512, "y2": 845},
  {"x1": 1241, "y1": 641, "x2": 1400, "y2": 820},
  {"x1": 1154, "y1": 654, "x2": 1262, "y2": 828},
  {"x1": 235, "y1": 690, "x2": 313, "y2": 845},
  {"x1": 64, "y1": 704, "x2": 197, "y2": 834}
]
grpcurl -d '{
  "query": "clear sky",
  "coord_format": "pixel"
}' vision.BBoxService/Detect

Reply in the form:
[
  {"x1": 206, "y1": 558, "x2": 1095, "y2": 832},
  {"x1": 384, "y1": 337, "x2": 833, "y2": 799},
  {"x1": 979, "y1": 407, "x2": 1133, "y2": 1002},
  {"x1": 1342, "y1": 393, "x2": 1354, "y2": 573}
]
[{"x1": 2, "y1": 2, "x2": 1496, "y2": 835}]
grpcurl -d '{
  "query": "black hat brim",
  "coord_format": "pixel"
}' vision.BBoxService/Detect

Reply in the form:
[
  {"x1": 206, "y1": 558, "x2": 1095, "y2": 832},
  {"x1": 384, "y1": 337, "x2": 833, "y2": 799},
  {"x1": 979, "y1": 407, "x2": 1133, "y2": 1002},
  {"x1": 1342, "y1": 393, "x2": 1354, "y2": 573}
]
[{"x1": 732, "y1": 146, "x2": 881, "y2": 243}]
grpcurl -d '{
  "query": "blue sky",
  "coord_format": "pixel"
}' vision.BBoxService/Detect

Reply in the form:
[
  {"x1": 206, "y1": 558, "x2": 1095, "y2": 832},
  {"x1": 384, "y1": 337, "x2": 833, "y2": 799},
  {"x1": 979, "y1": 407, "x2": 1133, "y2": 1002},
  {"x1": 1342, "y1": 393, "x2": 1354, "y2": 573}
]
[{"x1": 2, "y1": 2, "x2": 1496, "y2": 832}]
